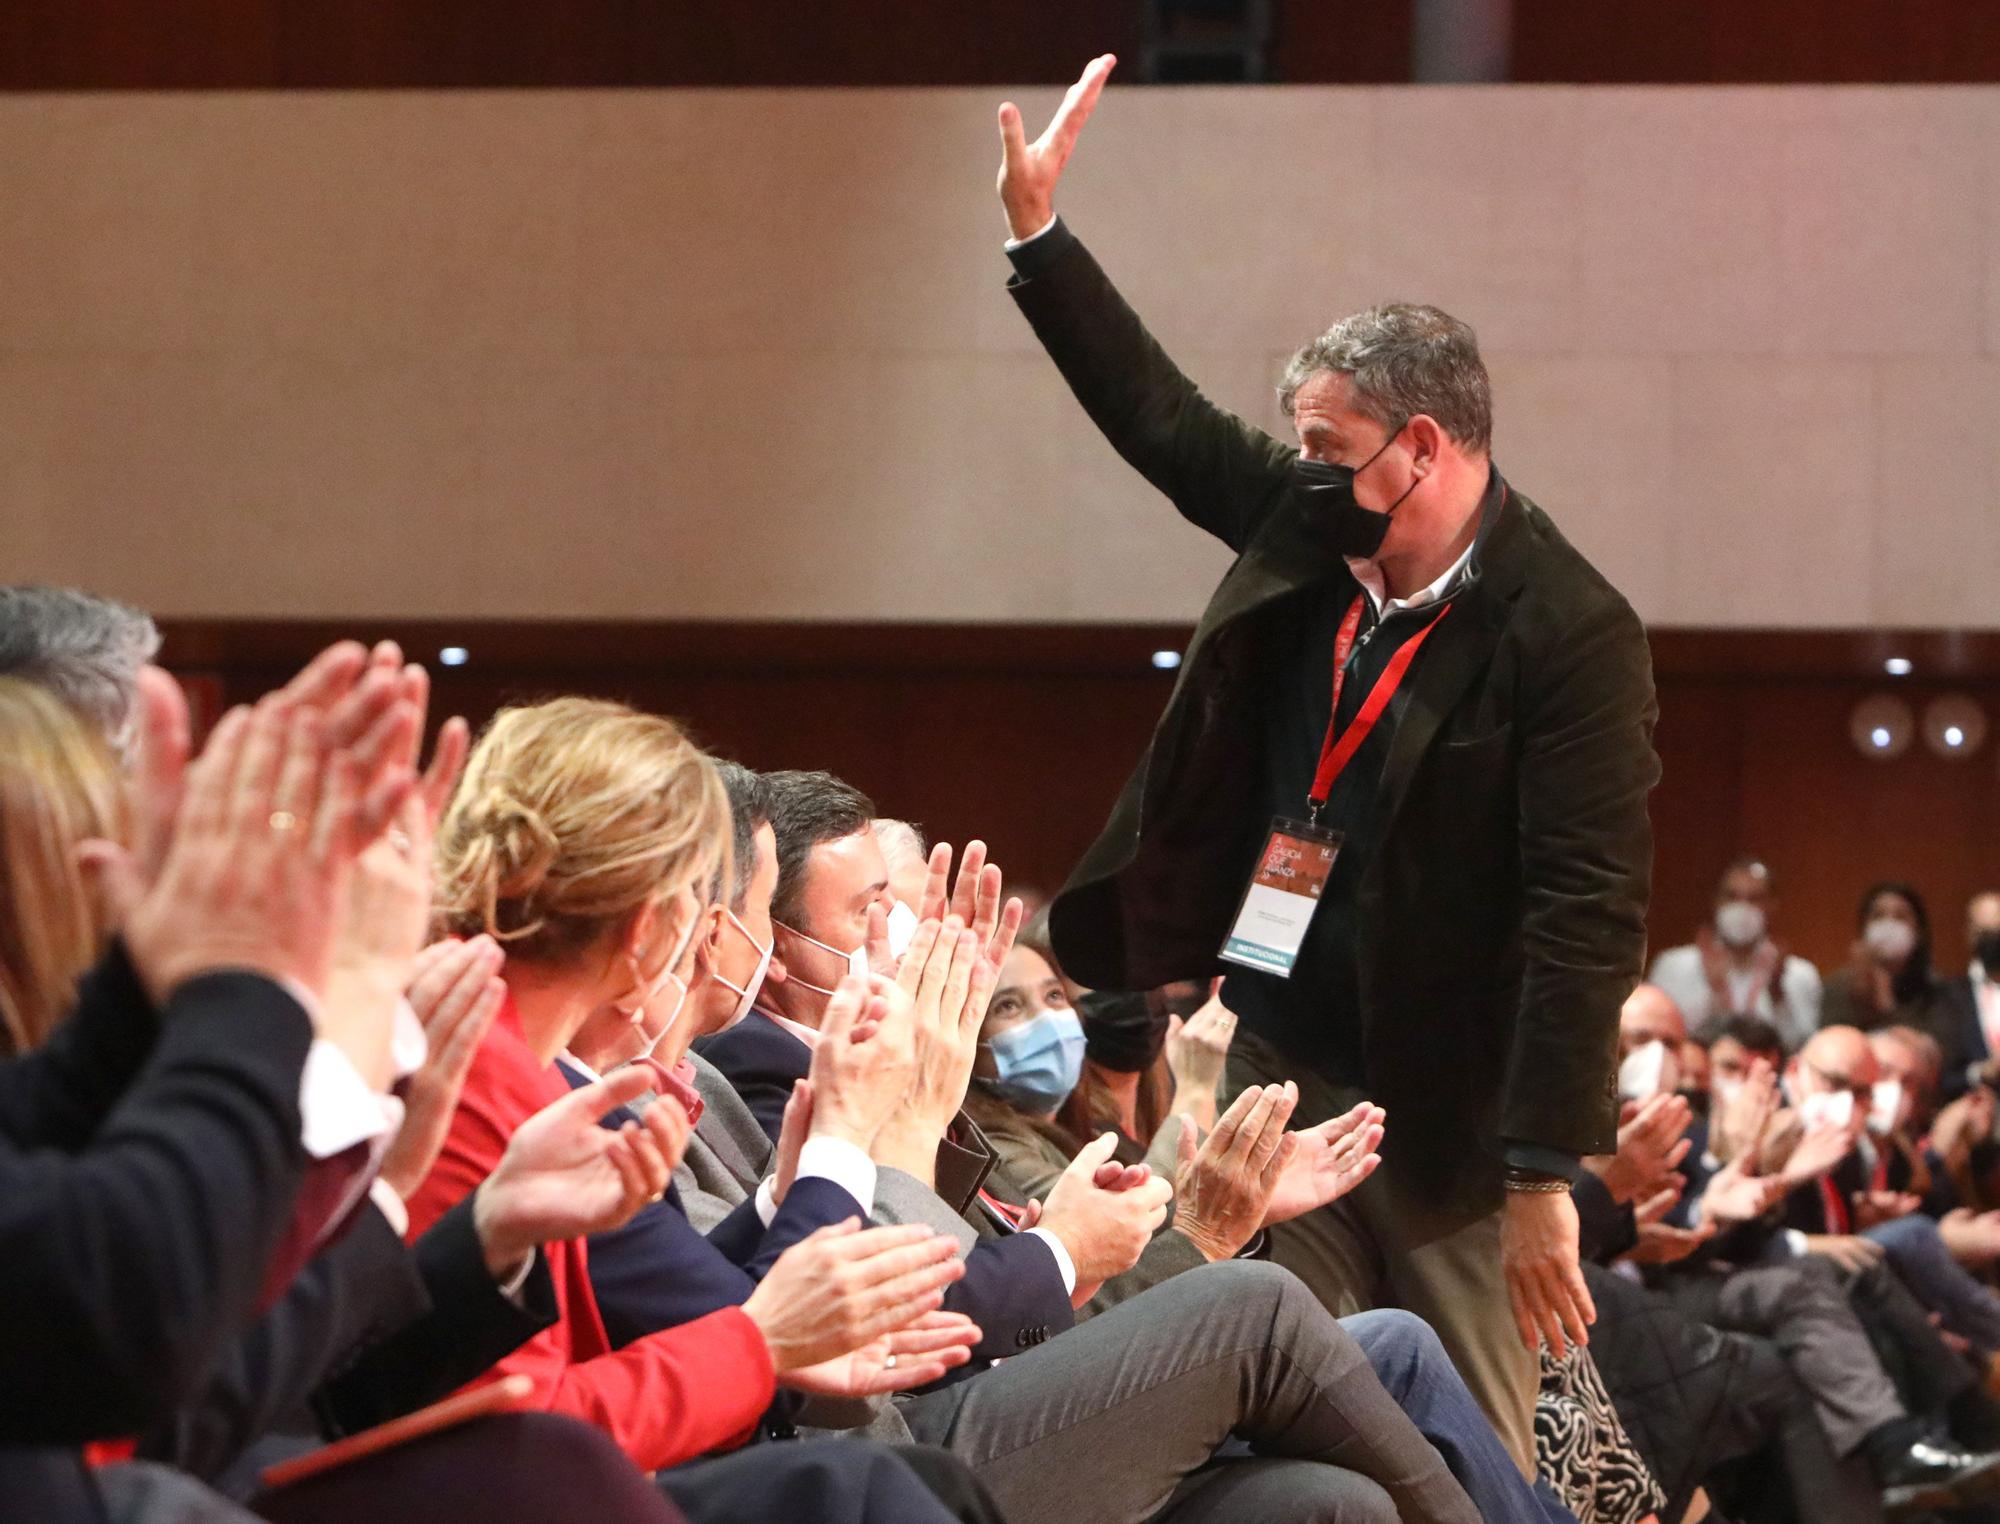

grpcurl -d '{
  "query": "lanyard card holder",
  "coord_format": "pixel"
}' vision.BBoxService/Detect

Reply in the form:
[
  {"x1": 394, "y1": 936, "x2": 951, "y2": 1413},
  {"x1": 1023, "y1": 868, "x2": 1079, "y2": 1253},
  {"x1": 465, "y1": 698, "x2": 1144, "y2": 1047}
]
[{"x1": 1219, "y1": 817, "x2": 1342, "y2": 979}]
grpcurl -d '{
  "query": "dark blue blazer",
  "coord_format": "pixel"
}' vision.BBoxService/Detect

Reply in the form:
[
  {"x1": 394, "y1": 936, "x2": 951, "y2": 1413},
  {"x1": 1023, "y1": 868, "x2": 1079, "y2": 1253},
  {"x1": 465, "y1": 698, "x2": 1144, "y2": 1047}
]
[
  {"x1": 689, "y1": 1020, "x2": 1077, "y2": 1367},
  {"x1": 555, "y1": 1059, "x2": 861, "y2": 1349},
  {"x1": 691, "y1": 1010, "x2": 809, "y2": 1144}
]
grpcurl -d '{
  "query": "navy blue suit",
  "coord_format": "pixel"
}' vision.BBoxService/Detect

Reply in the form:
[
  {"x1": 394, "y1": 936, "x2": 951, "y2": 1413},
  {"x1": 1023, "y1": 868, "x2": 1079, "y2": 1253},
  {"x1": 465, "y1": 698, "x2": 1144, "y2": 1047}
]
[
  {"x1": 555, "y1": 1059, "x2": 859, "y2": 1350},
  {"x1": 691, "y1": 1011, "x2": 811, "y2": 1145},
  {"x1": 688, "y1": 1021, "x2": 1079, "y2": 1370}
]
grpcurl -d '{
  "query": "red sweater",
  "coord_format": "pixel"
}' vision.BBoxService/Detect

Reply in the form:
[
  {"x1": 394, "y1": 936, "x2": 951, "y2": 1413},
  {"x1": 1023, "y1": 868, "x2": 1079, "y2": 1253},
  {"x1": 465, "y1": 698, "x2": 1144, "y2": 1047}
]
[{"x1": 404, "y1": 995, "x2": 774, "y2": 1471}]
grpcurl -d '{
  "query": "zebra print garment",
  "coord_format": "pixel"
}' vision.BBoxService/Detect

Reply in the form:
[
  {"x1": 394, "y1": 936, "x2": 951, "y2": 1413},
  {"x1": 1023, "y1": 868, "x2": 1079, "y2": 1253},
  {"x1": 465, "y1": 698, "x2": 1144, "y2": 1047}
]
[{"x1": 1535, "y1": 1345, "x2": 1667, "y2": 1524}]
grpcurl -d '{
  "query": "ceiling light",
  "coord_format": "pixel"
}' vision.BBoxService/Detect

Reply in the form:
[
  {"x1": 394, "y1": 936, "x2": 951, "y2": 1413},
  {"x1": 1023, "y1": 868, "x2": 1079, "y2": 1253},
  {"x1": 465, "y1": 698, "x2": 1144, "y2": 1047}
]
[
  {"x1": 1922, "y1": 695, "x2": 1987, "y2": 760},
  {"x1": 1884, "y1": 656, "x2": 1913, "y2": 676},
  {"x1": 1151, "y1": 650, "x2": 1182, "y2": 671},
  {"x1": 1850, "y1": 695, "x2": 1914, "y2": 760},
  {"x1": 438, "y1": 646, "x2": 469, "y2": 667}
]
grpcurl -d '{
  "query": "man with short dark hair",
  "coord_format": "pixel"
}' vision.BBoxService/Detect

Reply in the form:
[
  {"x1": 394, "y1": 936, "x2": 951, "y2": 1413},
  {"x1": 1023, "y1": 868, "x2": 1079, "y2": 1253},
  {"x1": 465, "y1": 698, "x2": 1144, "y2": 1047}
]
[{"x1": 994, "y1": 56, "x2": 1660, "y2": 1470}]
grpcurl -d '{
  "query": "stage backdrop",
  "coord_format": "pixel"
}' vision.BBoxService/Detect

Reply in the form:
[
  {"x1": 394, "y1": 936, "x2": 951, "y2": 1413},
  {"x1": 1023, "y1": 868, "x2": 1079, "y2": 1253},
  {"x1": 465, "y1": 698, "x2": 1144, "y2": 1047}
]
[{"x1": 2, "y1": 85, "x2": 1997, "y2": 628}]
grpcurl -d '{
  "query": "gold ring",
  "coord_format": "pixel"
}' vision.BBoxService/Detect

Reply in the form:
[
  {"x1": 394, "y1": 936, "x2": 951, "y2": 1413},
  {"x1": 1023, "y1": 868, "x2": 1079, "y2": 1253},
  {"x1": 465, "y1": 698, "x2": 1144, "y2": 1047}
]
[{"x1": 269, "y1": 810, "x2": 298, "y2": 832}]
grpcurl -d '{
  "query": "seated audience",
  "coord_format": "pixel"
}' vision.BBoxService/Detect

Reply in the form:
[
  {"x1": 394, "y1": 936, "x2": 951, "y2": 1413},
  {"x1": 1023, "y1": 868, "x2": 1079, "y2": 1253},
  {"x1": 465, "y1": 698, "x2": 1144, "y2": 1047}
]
[
  {"x1": 1649, "y1": 858, "x2": 1822, "y2": 1051},
  {"x1": 695, "y1": 769, "x2": 1585, "y2": 1524},
  {"x1": 1938, "y1": 889, "x2": 2000, "y2": 1103},
  {"x1": 413, "y1": 699, "x2": 1000, "y2": 1524},
  {"x1": 0, "y1": 631, "x2": 697, "y2": 1523},
  {"x1": 1821, "y1": 882, "x2": 1950, "y2": 1036}
]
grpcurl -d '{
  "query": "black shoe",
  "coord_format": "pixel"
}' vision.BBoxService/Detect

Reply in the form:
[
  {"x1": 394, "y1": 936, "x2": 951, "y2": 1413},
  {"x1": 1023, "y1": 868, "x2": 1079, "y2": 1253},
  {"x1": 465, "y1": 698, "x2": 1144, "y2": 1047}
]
[{"x1": 1882, "y1": 1439, "x2": 2000, "y2": 1515}]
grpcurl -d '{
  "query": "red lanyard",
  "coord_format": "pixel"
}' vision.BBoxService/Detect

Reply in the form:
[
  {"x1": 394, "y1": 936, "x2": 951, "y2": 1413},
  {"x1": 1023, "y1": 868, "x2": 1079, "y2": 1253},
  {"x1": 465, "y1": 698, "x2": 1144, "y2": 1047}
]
[{"x1": 1308, "y1": 594, "x2": 1452, "y2": 822}]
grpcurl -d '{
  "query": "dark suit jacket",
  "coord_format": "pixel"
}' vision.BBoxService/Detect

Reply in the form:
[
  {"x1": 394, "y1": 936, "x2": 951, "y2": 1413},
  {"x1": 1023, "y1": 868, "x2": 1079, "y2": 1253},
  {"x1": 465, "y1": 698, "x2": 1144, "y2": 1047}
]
[
  {"x1": 691, "y1": 1010, "x2": 806, "y2": 1143},
  {"x1": 0, "y1": 945, "x2": 314, "y2": 1522},
  {"x1": 138, "y1": 1192, "x2": 560, "y2": 1494},
  {"x1": 692, "y1": 1016, "x2": 1078, "y2": 1368},
  {"x1": 1938, "y1": 975, "x2": 1988, "y2": 1103},
  {"x1": 1009, "y1": 219, "x2": 1660, "y2": 1208},
  {"x1": 553, "y1": 1058, "x2": 859, "y2": 1352}
]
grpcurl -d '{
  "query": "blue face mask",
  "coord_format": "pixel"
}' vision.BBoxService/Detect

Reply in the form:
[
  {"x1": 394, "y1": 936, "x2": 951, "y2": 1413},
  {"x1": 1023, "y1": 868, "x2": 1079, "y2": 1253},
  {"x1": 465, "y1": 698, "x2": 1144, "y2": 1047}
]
[{"x1": 982, "y1": 1007, "x2": 1087, "y2": 1114}]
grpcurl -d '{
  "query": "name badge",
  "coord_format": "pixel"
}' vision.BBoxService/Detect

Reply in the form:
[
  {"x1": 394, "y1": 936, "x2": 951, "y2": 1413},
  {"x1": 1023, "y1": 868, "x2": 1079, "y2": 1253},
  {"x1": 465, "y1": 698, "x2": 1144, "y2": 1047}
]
[{"x1": 1219, "y1": 818, "x2": 1341, "y2": 978}]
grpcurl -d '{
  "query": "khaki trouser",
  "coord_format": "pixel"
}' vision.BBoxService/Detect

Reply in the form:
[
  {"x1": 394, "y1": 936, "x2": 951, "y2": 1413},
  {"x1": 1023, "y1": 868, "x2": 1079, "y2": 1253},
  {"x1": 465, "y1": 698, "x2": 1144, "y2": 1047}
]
[{"x1": 1229, "y1": 1030, "x2": 1540, "y2": 1479}]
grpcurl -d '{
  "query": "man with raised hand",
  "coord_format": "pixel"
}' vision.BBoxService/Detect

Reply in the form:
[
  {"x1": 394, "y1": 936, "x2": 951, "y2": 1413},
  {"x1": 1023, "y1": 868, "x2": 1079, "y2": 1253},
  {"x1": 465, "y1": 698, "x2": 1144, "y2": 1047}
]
[{"x1": 995, "y1": 55, "x2": 1660, "y2": 1472}]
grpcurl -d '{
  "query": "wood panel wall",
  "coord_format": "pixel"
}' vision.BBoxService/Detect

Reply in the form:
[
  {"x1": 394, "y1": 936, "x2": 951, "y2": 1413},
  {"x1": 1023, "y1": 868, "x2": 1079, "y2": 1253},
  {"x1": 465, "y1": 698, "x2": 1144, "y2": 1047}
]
[{"x1": 156, "y1": 619, "x2": 2000, "y2": 988}]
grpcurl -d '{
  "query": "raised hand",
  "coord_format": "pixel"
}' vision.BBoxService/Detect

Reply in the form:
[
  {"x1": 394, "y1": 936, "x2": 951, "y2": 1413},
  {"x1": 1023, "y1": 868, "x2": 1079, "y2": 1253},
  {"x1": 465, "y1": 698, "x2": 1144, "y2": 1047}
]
[
  {"x1": 1779, "y1": 1120, "x2": 1856, "y2": 1186},
  {"x1": 1584, "y1": 1091, "x2": 1694, "y2": 1205},
  {"x1": 806, "y1": 972, "x2": 916, "y2": 1153},
  {"x1": 772, "y1": 1078, "x2": 814, "y2": 1207},
  {"x1": 1262, "y1": 1101, "x2": 1386, "y2": 1227},
  {"x1": 996, "y1": 54, "x2": 1117, "y2": 241},
  {"x1": 109, "y1": 695, "x2": 380, "y2": 1005},
  {"x1": 376, "y1": 936, "x2": 508, "y2": 1200},
  {"x1": 1712, "y1": 1057, "x2": 1779, "y2": 1165},
  {"x1": 1165, "y1": 981, "x2": 1236, "y2": 1131},
  {"x1": 472, "y1": 1068, "x2": 690, "y2": 1276},
  {"x1": 742, "y1": 1220, "x2": 967, "y2": 1376}
]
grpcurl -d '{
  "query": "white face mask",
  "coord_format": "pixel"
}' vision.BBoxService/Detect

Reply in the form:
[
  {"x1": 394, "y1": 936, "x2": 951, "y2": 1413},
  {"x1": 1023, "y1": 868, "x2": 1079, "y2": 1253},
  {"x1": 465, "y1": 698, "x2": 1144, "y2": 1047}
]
[
  {"x1": 886, "y1": 900, "x2": 920, "y2": 961},
  {"x1": 625, "y1": 907, "x2": 700, "y2": 1058},
  {"x1": 1618, "y1": 1039, "x2": 1669, "y2": 1102},
  {"x1": 1714, "y1": 902, "x2": 1767, "y2": 950},
  {"x1": 1799, "y1": 1088, "x2": 1856, "y2": 1132},
  {"x1": 1864, "y1": 916, "x2": 1918, "y2": 963},
  {"x1": 1869, "y1": 1079, "x2": 1906, "y2": 1136},
  {"x1": 1711, "y1": 1075, "x2": 1744, "y2": 1110},
  {"x1": 711, "y1": 910, "x2": 775, "y2": 1030},
  {"x1": 773, "y1": 920, "x2": 869, "y2": 998}
]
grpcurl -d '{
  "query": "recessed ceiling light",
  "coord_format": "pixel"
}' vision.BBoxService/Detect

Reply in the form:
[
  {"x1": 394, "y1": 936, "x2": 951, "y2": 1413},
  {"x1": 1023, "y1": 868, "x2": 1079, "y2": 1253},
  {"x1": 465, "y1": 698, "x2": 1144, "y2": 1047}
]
[
  {"x1": 439, "y1": 646, "x2": 469, "y2": 667},
  {"x1": 1945, "y1": 725, "x2": 1966, "y2": 748},
  {"x1": 1870, "y1": 726, "x2": 1892, "y2": 749},
  {"x1": 1151, "y1": 650, "x2": 1182, "y2": 671},
  {"x1": 1884, "y1": 656, "x2": 1913, "y2": 676}
]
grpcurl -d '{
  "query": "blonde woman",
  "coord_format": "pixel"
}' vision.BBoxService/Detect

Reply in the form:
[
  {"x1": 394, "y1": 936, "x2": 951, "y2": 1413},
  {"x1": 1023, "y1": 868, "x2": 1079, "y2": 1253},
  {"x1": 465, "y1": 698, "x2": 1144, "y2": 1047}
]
[{"x1": 414, "y1": 698, "x2": 992, "y2": 1520}]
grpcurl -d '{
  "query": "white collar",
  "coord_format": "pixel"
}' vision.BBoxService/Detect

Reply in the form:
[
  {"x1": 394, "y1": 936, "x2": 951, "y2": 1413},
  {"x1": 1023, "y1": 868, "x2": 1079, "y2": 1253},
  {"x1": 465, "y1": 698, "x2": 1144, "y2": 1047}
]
[
  {"x1": 1973, "y1": 960, "x2": 1996, "y2": 991},
  {"x1": 559, "y1": 1050, "x2": 604, "y2": 1084},
  {"x1": 754, "y1": 1003, "x2": 822, "y2": 1051},
  {"x1": 1345, "y1": 532, "x2": 1478, "y2": 618}
]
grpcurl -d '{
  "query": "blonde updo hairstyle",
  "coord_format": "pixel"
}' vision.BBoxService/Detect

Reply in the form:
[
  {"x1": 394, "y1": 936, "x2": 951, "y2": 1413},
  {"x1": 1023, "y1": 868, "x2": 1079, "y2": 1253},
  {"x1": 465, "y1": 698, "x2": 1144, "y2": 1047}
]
[
  {"x1": 434, "y1": 698, "x2": 729, "y2": 977},
  {"x1": 0, "y1": 676, "x2": 128, "y2": 1056}
]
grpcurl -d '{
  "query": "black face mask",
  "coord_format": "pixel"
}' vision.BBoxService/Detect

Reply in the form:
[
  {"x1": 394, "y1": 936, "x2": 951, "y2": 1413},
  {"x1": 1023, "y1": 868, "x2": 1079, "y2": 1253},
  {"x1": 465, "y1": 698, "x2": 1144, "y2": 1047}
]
[
  {"x1": 1976, "y1": 931, "x2": 2000, "y2": 977},
  {"x1": 1290, "y1": 422, "x2": 1418, "y2": 559}
]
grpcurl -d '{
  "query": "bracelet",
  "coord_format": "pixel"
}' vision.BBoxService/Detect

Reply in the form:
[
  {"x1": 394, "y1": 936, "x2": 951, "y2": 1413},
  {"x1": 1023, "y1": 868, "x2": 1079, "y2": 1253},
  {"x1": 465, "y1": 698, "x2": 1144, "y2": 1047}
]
[{"x1": 1503, "y1": 1176, "x2": 1572, "y2": 1194}]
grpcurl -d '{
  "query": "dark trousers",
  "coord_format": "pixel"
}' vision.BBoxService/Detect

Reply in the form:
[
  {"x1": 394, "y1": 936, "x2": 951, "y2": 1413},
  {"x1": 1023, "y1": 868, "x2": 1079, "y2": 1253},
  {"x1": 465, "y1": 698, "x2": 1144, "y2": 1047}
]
[{"x1": 1661, "y1": 1258, "x2": 1905, "y2": 1457}]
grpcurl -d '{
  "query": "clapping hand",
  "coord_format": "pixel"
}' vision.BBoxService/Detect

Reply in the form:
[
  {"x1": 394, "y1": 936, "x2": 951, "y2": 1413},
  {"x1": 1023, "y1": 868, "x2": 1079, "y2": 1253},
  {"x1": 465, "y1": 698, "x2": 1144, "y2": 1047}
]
[
  {"x1": 1262, "y1": 1101, "x2": 1386, "y2": 1227},
  {"x1": 742, "y1": 1220, "x2": 969, "y2": 1382},
  {"x1": 1584, "y1": 1091, "x2": 1694, "y2": 1205},
  {"x1": 1779, "y1": 1120, "x2": 1855, "y2": 1186},
  {"x1": 376, "y1": 936, "x2": 508, "y2": 1200},
  {"x1": 84, "y1": 645, "x2": 422, "y2": 1010},
  {"x1": 1039, "y1": 1132, "x2": 1174, "y2": 1306},
  {"x1": 1165, "y1": 981, "x2": 1236, "y2": 1132},
  {"x1": 1696, "y1": 1156, "x2": 1787, "y2": 1228},
  {"x1": 472, "y1": 1067, "x2": 690, "y2": 1278}
]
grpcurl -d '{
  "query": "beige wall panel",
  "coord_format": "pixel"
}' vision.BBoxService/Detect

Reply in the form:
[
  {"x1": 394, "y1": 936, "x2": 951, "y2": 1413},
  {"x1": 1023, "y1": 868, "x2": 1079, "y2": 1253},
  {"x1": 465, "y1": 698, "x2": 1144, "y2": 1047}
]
[{"x1": 0, "y1": 87, "x2": 1993, "y2": 626}]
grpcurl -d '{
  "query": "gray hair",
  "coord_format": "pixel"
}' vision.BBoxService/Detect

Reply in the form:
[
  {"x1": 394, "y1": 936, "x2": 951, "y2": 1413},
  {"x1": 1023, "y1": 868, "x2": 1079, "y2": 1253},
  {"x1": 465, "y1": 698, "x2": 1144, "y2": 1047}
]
[
  {"x1": 1278, "y1": 303, "x2": 1493, "y2": 454},
  {"x1": 713, "y1": 760, "x2": 771, "y2": 912},
  {"x1": 871, "y1": 818, "x2": 928, "y2": 874},
  {"x1": 0, "y1": 585, "x2": 160, "y2": 751}
]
